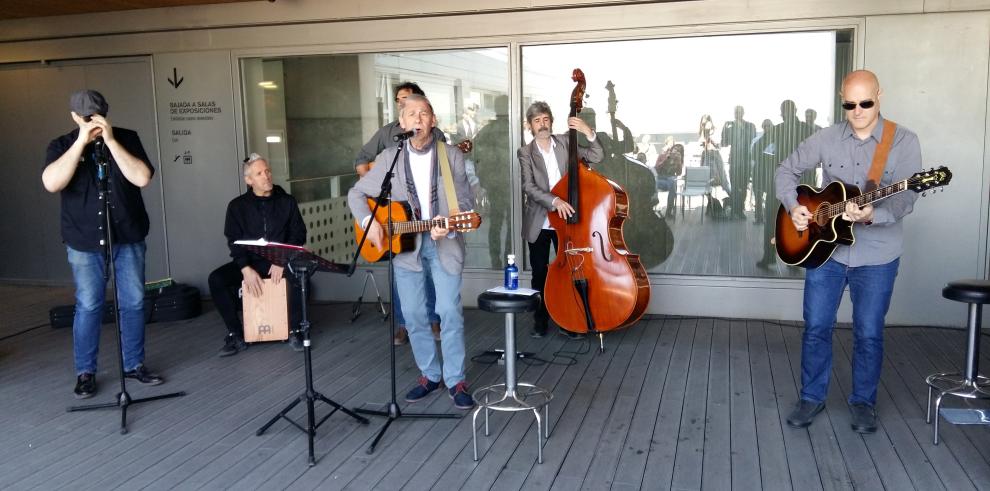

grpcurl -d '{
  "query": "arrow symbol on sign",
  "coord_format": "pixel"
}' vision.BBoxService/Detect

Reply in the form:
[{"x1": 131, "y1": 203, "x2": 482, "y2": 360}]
[{"x1": 168, "y1": 67, "x2": 184, "y2": 88}]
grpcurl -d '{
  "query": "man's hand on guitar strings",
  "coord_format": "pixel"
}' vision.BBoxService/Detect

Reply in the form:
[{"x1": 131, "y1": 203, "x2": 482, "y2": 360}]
[
  {"x1": 842, "y1": 202, "x2": 874, "y2": 223},
  {"x1": 790, "y1": 205, "x2": 813, "y2": 231}
]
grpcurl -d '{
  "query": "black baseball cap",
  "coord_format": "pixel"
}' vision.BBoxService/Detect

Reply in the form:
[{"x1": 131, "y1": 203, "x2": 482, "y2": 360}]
[{"x1": 69, "y1": 90, "x2": 109, "y2": 118}]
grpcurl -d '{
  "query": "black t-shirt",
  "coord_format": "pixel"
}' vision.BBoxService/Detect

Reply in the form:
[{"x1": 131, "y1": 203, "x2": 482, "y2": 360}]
[{"x1": 44, "y1": 128, "x2": 155, "y2": 252}]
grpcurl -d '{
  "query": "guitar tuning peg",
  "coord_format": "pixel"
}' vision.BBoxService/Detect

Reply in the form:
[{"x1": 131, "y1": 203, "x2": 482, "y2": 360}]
[{"x1": 922, "y1": 192, "x2": 927, "y2": 197}]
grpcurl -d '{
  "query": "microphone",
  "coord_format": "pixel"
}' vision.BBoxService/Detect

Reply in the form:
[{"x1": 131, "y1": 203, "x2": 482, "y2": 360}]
[
  {"x1": 392, "y1": 128, "x2": 418, "y2": 142},
  {"x1": 94, "y1": 137, "x2": 108, "y2": 180}
]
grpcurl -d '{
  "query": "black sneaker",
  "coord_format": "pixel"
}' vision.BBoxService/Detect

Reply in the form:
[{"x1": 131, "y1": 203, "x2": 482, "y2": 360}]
[
  {"x1": 218, "y1": 333, "x2": 247, "y2": 357},
  {"x1": 74, "y1": 373, "x2": 97, "y2": 399},
  {"x1": 558, "y1": 327, "x2": 585, "y2": 341},
  {"x1": 849, "y1": 402, "x2": 878, "y2": 434},
  {"x1": 405, "y1": 376, "x2": 442, "y2": 403},
  {"x1": 530, "y1": 324, "x2": 547, "y2": 338},
  {"x1": 786, "y1": 399, "x2": 825, "y2": 428},
  {"x1": 124, "y1": 365, "x2": 164, "y2": 386}
]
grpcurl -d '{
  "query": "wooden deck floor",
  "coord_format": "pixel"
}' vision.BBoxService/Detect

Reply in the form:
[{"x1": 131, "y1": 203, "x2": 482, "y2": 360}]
[{"x1": 0, "y1": 284, "x2": 988, "y2": 490}]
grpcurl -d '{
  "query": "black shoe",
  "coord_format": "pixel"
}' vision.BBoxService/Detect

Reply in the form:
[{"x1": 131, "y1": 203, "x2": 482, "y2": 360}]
[
  {"x1": 849, "y1": 403, "x2": 878, "y2": 433},
  {"x1": 530, "y1": 324, "x2": 547, "y2": 338},
  {"x1": 786, "y1": 399, "x2": 825, "y2": 428},
  {"x1": 218, "y1": 333, "x2": 247, "y2": 357},
  {"x1": 124, "y1": 365, "x2": 164, "y2": 386},
  {"x1": 74, "y1": 373, "x2": 97, "y2": 399},
  {"x1": 558, "y1": 327, "x2": 586, "y2": 341},
  {"x1": 289, "y1": 333, "x2": 304, "y2": 352}
]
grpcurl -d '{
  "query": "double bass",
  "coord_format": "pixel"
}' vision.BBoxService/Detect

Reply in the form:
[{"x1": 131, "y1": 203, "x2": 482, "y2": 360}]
[{"x1": 544, "y1": 69, "x2": 650, "y2": 348}]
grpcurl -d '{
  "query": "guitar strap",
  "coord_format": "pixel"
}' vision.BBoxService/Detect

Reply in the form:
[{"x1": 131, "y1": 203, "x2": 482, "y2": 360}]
[
  {"x1": 865, "y1": 119, "x2": 897, "y2": 192},
  {"x1": 437, "y1": 142, "x2": 460, "y2": 214}
]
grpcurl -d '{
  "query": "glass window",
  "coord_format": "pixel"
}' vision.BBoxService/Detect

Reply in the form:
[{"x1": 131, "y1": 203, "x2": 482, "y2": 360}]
[
  {"x1": 241, "y1": 48, "x2": 509, "y2": 268},
  {"x1": 521, "y1": 30, "x2": 852, "y2": 278}
]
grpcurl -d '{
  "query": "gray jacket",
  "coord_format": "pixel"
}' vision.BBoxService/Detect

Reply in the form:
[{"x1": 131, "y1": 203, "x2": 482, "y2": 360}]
[
  {"x1": 348, "y1": 140, "x2": 474, "y2": 275},
  {"x1": 518, "y1": 134, "x2": 604, "y2": 244}
]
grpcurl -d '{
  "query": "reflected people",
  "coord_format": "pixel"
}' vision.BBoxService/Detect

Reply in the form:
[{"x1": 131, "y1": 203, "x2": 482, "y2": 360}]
[
  {"x1": 472, "y1": 95, "x2": 511, "y2": 268},
  {"x1": 699, "y1": 114, "x2": 729, "y2": 218},
  {"x1": 720, "y1": 105, "x2": 756, "y2": 219},
  {"x1": 750, "y1": 118, "x2": 776, "y2": 225},
  {"x1": 654, "y1": 135, "x2": 684, "y2": 219}
]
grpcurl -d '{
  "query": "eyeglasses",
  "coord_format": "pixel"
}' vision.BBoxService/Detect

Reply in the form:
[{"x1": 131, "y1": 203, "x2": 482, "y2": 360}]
[{"x1": 841, "y1": 100, "x2": 876, "y2": 110}]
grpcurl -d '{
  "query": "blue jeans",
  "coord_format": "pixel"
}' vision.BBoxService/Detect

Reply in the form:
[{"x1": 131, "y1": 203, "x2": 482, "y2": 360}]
[
  {"x1": 67, "y1": 242, "x2": 147, "y2": 375},
  {"x1": 801, "y1": 257, "x2": 899, "y2": 406},
  {"x1": 392, "y1": 262, "x2": 440, "y2": 326},
  {"x1": 393, "y1": 236, "x2": 465, "y2": 387}
]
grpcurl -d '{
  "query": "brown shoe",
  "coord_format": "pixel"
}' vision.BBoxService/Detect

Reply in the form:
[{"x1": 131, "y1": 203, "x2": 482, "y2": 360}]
[
  {"x1": 431, "y1": 322, "x2": 441, "y2": 341},
  {"x1": 393, "y1": 326, "x2": 409, "y2": 346}
]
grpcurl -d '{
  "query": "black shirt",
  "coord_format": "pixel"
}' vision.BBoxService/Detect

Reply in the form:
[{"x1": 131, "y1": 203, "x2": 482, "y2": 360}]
[
  {"x1": 224, "y1": 185, "x2": 307, "y2": 272},
  {"x1": 45, "y1": 128, "x2": 154, "y2": 252}
]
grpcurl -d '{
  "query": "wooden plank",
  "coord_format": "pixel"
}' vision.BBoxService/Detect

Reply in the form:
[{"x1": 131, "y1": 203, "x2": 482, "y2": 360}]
[
  {"x1": 641, "y1": 318, "x2": 697, "y2": 489},
  {"x1": 763, "y1": 322, "x2": 824, "y2": 490},
  {"x1": 747, "y1": 321, "x2": 791, "y2": 491},
  {"x1": 727, "y1": 319, "x2": 761, "y2": 491},
  {"x1": 702, "y1": 318, "x2": 731, "y2": 490},
  {"x1": 610, "y1": 318, "x2": 680, "y2": 489}
]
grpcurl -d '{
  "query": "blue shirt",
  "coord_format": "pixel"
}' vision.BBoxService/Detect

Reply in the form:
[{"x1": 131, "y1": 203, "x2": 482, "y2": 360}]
[{"x1": 774, "y1": 115, "x2": 922, "y2": 267}]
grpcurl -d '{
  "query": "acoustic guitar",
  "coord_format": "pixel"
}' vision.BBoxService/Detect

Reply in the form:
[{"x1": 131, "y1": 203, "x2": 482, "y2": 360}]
[
  {"x1": 355, "y1": 199, "x2": 482, "y2": 262},
  {"x1": 775, "y1": 166, "x2": 951, "y2": 268}
]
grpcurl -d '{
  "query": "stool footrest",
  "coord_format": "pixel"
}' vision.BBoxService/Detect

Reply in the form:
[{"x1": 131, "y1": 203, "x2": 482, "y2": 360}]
[
  {"x1": 926, "y1": 373, "x2": 990, "y2": 400},
  {"x1": 473, "y1": 383, "x2": 553, "y2": 412}
]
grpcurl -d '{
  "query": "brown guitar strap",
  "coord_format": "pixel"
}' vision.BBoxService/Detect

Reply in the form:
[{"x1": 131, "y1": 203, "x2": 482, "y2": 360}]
[
  {"x1": 865, "y1": 119, "x2": 897, "y2": 192},
  {"x1": 437, "y1": 142, "x2": 460, "y2": 214}
]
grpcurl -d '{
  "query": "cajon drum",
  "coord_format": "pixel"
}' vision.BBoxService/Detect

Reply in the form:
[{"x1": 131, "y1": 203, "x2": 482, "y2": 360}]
[{"x1": 242, "y1": 278, "x2": 289, "y2": 342}]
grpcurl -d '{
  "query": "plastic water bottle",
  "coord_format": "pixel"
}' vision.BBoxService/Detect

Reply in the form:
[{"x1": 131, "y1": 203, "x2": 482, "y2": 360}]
[{"x1": 504, "y1": 254, "x2": 519, "y2": 290}]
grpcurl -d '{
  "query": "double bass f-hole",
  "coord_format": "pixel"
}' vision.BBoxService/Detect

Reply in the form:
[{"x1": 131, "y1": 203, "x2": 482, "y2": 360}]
[{"x1": 591, "y1": 231, "x2": 613, "y2": 262}]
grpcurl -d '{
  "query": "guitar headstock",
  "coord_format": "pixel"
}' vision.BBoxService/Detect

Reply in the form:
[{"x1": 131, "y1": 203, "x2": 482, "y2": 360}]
[
  {"x1": 456, "y1": 139, "x2": 473, "y2": 154},
  {"x1": 449, "y1": 211, "x2": 482, "y2": 232},
  {"x1": 908, "y1": 166, "x2": 952, "y2": 193}
]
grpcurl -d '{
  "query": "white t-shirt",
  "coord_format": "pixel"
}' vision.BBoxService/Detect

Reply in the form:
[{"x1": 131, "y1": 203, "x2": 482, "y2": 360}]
[{"x1": 539, "y1": 138, "x2": 560, "y2": 230}]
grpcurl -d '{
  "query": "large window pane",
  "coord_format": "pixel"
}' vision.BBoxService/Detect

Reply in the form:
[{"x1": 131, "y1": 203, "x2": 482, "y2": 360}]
[
  {"x1": 241, "y1": 48, "x2": 509, "y2": 268},
  {"x1": 521, "y1": 31, "x2": 850, "y2": 277}
]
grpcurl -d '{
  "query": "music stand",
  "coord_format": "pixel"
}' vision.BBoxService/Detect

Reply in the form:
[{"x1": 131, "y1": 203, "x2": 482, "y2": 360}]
[
  {"x1": 67, "y1": 144, "x2": 185, "y2": 434},
  {"x1": 347, "y1": 135, "x2": 459, "y2": 456},
  {"x1": 237, "y1": 240, "x2": 370, "y2": 466}
]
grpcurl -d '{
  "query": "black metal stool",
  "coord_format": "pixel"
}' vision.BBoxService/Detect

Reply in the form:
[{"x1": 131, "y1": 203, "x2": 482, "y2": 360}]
[
  {"x1": 925, "y1": 279, "x2": 990, "y2": 444},
  {"x1": 472, "y1": 291, "x2": 553, "y2": 463}
]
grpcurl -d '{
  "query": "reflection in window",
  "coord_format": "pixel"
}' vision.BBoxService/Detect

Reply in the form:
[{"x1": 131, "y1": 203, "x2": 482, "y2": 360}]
[
  {"x1": 521, "y1": 31, "x2": 851, "y2": 278},
  {"x1": 241, "y1": 49, "x2": 509, "y2": 267}
]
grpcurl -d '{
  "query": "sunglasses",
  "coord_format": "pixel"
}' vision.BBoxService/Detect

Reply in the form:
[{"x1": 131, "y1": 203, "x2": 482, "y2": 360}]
[{"x1": 841, "y1": 100, "x2": 876, "y2": 110}]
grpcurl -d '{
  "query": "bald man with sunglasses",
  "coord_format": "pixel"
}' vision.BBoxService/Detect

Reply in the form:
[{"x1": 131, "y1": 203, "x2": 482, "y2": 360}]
[{"x1": 775, "y1": 70, "x2": 922, "y2": 434}]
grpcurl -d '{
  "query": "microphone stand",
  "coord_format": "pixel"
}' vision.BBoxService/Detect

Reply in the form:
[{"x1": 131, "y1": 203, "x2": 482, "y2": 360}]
[
  {"x1": 67, "y1": 138, "x2": 185, "y2": 434},
  {"x1": 348, "y1": 133, "x2": 458, "y2": 455}
]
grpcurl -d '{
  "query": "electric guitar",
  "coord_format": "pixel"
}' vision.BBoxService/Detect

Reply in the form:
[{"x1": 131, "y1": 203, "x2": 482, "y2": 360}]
[
  {"x1": 775, "y1": 166, "x2": 951, "y2": 268},
  {"x1": 355, "y1": 199, "x2": 482, "y2": 263}
]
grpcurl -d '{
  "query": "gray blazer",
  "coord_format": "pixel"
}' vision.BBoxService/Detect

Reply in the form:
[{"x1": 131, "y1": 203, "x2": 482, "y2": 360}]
[
  {"x1": 518, "y1": 134, "x2": 604, "y2": 244},
  {"x1": 348, "y1": 141, "x2": 474, "y2": 275}
]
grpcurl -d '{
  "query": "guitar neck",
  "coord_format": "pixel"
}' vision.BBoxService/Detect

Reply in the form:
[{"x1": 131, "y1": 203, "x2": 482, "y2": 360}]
[
  {"x1": 389, "y1": 217, "x2": 446, "y2": 236},
  {"x1": 824, "y1": 179, "x2": 908, "y2": 219}
]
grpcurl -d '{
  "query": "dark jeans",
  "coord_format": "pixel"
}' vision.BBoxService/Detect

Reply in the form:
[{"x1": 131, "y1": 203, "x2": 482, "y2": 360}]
[
  {"x1": 655, "y1": 176, "x2": 678, "y2": 211},
  {"x1": 800, "y1": 258, "x2": 899, "y2": 406},
  {"x1": 208, "y1": 262, "x2": 303, "y2": 337},
  {"x1": 528, "y1": 229, "x2": 559, "y2": 330}
]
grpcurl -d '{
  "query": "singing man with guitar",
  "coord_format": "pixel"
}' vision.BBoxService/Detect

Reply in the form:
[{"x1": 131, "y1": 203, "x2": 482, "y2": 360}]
[
  {"x1": 347, "y1": 94, "x2": 477, "y2": 410},
  {"x1": 775, "y1": 70, "x2": 922, "y2": 433}
]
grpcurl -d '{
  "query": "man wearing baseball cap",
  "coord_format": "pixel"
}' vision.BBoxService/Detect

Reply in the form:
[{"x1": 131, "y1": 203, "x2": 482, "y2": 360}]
[{"x1": 42, "y1": 89, "x2": 164, "y2": 399}]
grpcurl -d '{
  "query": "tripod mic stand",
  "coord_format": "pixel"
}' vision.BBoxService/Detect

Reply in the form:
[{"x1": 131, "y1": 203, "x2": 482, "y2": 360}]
[
  {"x1": 348, "y1": 136, "x2": 459, "y2": 455},
  {"x1": 244, "y1": 245, "x2": 369, "y2": 466},
  {"x1": 67, "y1": 141, "x2": 185, "y2": 434}
]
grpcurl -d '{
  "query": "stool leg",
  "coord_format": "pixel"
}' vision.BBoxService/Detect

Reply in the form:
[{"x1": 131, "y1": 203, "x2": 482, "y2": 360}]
[
  {"x1": 534, "y1": 408, "x2": 543, "y2": 464},
  {"x1": 545, "y1": 403, "x2": 550, "y2": 439},
  {"x1": 484, "y1": 392, "x2": 491, "y2": 436},
  {"x1": 926, "y1": 385, "x2": 933, "y2": 424},
  {"x1": 472, "y1": 406, "x2": 482, "y2": 461},
  {"x1": 965, "y1": 303, "x2": 982, "y2": 383},
  {"x1": 505, "y1": 312, "x2": 517, "y2": 397}
]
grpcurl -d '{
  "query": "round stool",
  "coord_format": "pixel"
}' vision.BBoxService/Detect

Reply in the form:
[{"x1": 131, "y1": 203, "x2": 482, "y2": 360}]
[
  {"x1": 472, "y1": 291, "x2": 553, "y2": 464},
  {"x1": 925, "y1": 279, "x2": 990, "y2": 444}
]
